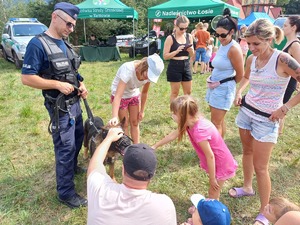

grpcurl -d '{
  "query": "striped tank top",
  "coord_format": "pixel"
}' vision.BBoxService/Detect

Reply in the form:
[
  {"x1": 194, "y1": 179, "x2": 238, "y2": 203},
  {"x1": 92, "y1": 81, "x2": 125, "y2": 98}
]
[{"x1": 245, "y1": 49, "x2": 290, "y2": 115}]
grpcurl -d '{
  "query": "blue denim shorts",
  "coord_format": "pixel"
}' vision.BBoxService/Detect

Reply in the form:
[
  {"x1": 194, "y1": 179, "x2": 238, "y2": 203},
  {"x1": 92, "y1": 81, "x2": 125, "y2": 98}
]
[
  {"x1": 236, "y1": 107, "x2": 279, "y2": 144},
  {"x1": 205, "y1": 81, "x2": 236, "y2": 111},
  {"x1": 195, "y1": 47, "x2": 206, "y2": 62}
]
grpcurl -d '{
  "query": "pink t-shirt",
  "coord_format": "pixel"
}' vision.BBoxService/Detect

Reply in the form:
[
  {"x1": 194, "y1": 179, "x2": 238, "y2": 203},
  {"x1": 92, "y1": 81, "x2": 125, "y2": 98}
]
[
  {"x1": 210, "y1": 52, "x2": 216, "y2": 62},
  {"x1": 187, "y1": 117, "x2": 237, "y2": 180},
  {"x1": 239, "y1": 38, "x2": 249, "y2": 55}
]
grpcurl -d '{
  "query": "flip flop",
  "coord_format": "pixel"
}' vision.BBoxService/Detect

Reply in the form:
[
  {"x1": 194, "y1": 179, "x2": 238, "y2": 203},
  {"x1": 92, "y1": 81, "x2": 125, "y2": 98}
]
[
  {"x1": 255, "y1": 213, "x2": 269, "y2": 225},
  {"x1": 228, "y1": 187, "x2": 255, "y2": 198}
]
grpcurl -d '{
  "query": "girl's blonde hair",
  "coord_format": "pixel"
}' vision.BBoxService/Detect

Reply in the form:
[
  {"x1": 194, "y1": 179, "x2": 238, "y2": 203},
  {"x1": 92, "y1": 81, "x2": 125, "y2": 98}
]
[
  {"x1": 136, "y1": 57, "x2": 149, "y2": 78},
  {"x1": 269, "y1": 197, "x2": 300, "y2": 222},
  {"x1": 170, "y1": 95, "x2": 199, "y2": 142},
  {"x1": 244, "y1": 18, "x2": 284, "y2": 45}
]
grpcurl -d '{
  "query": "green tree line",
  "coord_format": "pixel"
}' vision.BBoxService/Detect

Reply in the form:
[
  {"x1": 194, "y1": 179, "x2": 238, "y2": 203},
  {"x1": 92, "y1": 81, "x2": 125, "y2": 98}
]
[{"x1": 0, "y1": 0, "x2": 300, "y2": 45}]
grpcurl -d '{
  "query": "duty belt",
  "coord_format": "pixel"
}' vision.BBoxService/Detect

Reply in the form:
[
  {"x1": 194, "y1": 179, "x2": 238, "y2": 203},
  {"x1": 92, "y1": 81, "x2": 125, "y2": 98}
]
[
  {"x1": 65, "y1": 95, "x2": 80, "y2": 105},
  {"x1": 46, "y1": 93, "x2": 80, "y2": 134}
]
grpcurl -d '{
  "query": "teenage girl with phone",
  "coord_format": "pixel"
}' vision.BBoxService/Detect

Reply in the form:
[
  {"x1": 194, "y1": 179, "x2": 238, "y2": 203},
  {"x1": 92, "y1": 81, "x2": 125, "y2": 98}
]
[{"x1": 163, "y1": 15, "x2": 194, "y2": 103}]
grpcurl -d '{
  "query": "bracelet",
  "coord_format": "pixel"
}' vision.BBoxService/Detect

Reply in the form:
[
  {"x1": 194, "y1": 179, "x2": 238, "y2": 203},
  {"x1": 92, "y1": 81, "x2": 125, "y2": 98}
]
[
  {"x1": 283, "y1": 104, "x2": 290, "y2": 111},
  {"x1": 282, "y1": 104, "x2": 290, "y2": 113}
]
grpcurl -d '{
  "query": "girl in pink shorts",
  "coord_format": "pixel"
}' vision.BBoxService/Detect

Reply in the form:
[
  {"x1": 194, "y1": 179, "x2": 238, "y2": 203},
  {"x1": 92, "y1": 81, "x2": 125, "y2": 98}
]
[{"x1": 109, "y1": 54, "x2": 164, "y2": 143}]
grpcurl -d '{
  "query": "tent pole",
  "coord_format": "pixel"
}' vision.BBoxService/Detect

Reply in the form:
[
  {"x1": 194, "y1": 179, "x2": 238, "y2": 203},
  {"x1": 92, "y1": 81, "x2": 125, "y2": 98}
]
[
  {"x1": 84, "y1": 19, "x2": 86, "y2": 43},
  {"x1": 132, "y1": 18, "x2": 134, "y2": 39},
  {"x1": 148, "y1": 18, "x2": 149, "y2": 56},
  {"x1": 133, "y1": 17, "x2": 135, "y2": 59}
]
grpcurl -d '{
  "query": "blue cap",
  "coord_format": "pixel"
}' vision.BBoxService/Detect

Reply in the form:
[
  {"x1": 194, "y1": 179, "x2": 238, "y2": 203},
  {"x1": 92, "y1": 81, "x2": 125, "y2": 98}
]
[
  {"x1": 54, "y1": 2, "x2": 80, "y2": 20},
  {"x1": 191, "y1": 194, "x2": 231, "y2": 225}
]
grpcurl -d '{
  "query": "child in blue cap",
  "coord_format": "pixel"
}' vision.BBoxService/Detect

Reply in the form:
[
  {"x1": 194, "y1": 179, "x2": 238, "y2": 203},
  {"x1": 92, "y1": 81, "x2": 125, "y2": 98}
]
[{"x1": 181, "y1": 194, "x2": 231, "y2": 225}]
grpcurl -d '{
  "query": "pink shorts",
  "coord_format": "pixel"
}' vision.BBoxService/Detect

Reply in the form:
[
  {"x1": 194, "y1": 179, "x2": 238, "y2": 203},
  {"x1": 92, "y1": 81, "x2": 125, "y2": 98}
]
[{"x1": 110, "y1": 95, "x2": 140, "y2": 110}]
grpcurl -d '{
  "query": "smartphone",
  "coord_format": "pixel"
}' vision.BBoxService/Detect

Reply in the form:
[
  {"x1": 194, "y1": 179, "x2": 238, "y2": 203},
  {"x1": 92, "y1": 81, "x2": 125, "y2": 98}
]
[{"x1": 183, "y1": 44, "x2": 193, "y2": 51}]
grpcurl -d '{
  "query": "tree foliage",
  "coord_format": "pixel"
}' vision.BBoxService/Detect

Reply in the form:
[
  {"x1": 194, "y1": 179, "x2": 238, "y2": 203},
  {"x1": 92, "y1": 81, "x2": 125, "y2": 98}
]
[
  {"x1": 0, "y1": 0, "x2": 28, "y2": 32},
  {"x1": 282, "y1": 0, "x2": 300, "y2": 14},
  {"x1": 277, "y1": 0, "x2": 290, "y2": 6},
  {"x1": 2, "y1": 0, "x2": 299, "y2": 45},
  {"x1": 0, "y1": 0, "x2": 176, "y2": 45}
]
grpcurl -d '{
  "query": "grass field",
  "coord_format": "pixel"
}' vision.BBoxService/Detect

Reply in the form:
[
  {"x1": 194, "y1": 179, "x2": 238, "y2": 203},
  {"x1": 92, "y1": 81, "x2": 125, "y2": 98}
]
[{"x1": 0, "y1": 52, "x2": 300, "y2": 225}]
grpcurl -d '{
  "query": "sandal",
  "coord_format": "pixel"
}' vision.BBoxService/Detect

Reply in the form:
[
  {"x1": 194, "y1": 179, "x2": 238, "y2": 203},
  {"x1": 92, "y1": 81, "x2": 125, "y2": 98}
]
[
  {"x1": 228, "y1": 187, "x2": 255, "y2": 198},
  {"x1": 254, "y1": 213, "x2": 269, "y2": 225}
]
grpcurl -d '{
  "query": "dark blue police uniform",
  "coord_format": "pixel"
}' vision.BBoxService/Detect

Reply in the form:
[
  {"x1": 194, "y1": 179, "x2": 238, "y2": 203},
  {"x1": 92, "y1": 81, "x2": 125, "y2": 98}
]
[{"x1": 22, "y1": 35, "x2": 84, "y2": 203}]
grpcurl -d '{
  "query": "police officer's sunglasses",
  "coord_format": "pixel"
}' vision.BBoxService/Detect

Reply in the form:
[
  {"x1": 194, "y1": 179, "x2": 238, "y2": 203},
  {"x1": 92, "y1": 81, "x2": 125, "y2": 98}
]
[{"x1": 56, "y1": 14, "x2": 76, "y2": 29}]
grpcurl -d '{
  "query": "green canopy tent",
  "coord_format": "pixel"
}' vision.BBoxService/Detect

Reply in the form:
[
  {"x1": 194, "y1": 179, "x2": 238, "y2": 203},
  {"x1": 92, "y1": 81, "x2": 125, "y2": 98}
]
[
  {"x1": 148, "y1": 0, "x2": 240, "y2": 19},
  {"x1": 76, "y1": 0, "x2": 138, "y2": 42},
  {"x1": 146, "y1": 0, "x2": 240, "y2": 56}
]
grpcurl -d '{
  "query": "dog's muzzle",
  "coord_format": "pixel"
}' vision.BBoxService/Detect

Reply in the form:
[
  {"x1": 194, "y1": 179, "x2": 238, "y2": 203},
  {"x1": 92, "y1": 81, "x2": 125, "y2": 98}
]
[
  {"x1": 111, "y1": 135, "x2": 132, "y2": 156},
  {"x1": 101, "y1": 129, "x2": 132, "y2": 155}
]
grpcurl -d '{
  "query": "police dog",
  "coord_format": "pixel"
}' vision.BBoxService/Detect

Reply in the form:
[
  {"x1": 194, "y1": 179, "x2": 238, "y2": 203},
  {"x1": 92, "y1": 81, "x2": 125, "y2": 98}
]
[{"x1": 83, "y1": 117, "x2": 132, "y2": 179}]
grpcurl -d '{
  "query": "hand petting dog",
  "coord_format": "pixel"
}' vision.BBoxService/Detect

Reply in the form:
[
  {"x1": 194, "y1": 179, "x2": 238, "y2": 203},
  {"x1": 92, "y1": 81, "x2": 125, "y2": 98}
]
[{"x1": 88, "y1": 127, "x2": 124, "y2": 176}]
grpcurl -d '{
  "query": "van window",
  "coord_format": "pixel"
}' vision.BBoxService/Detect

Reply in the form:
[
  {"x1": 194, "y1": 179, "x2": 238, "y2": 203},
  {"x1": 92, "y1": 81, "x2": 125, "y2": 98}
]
[{"x1": 13, "y1": 24, "x2": 47, "y2": 36}]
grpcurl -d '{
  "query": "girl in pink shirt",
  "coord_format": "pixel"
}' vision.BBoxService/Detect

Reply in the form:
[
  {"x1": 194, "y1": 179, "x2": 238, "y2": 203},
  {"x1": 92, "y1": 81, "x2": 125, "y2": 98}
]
[{"x1": 153, "y1": 95, "x2": 237, "y2": 200}]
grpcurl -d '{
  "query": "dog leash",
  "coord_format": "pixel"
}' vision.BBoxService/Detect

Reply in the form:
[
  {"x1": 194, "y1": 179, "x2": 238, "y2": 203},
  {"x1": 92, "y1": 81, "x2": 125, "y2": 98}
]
[
  {"x1": 72, "y1": 85, "x2": 101, "y2": 133},
  {"x1": 74, "y1": 86, "x2": 133, "y2": 142},
  {"x1": 83, "y1": 98, "x2": 95, "y2": 122}
]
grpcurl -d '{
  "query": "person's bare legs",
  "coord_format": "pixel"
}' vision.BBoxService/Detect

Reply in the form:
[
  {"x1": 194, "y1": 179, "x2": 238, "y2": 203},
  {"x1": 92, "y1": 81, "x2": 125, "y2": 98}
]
[
  {"x1": 208, "y1": 179, "x2": 225, "y2": 200},
  {"x1": 170, "y1": 82, "x2": 181, "y2": 103},
  {"x1": 128, "y1": 104, "x2": 140, "y2": 144},
  {"x1": 193, "y1": 60, "x2": 199, "y2": 74},
  {"x1": 253, "y1": 140, "x2": 274, "y2": 214},
  {"x1": 210, "y1": 106, "x2": 227, "y2": 138},
  {"x1": 200, "y1": 61, "x2": 205, "y2": 74},
  {"x1": 190, "y1": 54, "x2": 195, "y2": 73},
  {"x1": 229, "y1": 128, "x2": 255, "y2": 197},
  {"x1": 181, "y1": 81, "x2": 192, "y2": 96}
]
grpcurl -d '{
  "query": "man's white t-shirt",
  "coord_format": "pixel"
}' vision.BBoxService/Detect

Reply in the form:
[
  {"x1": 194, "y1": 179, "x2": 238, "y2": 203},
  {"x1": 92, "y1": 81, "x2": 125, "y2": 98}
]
[
  {"x1": 87, "y1": 165, "x2": 177, "y2": 225},
  {"x1": 111, "y1": 61, "x2": 149, "y2": 98}
]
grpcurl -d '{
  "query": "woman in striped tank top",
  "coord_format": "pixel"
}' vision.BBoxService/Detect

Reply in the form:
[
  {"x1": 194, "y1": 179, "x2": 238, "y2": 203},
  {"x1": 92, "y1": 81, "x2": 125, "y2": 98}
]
[
  {"x1": 279, "y1": 16, "x2": 300, "y2": 134},
  {"x1": 228, "y1": 19, "x2": 300, "y2": 225}
]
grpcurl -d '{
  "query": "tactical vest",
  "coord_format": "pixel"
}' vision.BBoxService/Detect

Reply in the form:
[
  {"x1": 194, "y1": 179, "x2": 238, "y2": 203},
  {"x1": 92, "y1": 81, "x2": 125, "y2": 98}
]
[{"x1": 37, "y1": 33, "x2": 81, "y2": 99}]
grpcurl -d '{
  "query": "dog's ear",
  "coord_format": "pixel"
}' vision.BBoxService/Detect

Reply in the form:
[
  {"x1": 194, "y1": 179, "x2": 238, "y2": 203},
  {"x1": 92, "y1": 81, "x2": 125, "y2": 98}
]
[
  {"x1": 119, "y1": 117, "x2": 126, "y2": 129},
  {"x1": 100, "y1": 127, "x2": 108, "y2": 139}
]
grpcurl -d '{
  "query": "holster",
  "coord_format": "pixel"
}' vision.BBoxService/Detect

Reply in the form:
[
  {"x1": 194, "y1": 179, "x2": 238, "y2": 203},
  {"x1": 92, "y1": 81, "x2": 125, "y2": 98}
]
[{"x1": 46, "y1": 93, "x2": 79, "y2": 134}]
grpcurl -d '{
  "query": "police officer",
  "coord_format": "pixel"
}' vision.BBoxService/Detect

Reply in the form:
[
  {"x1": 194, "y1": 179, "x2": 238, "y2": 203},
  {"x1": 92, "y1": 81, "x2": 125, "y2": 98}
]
[{"x1": 21, "y1": 2, "x2": 88, "y2": 208}]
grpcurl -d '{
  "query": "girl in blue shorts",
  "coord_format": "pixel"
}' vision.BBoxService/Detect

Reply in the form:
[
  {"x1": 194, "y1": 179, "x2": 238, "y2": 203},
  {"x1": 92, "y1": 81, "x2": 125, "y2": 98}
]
[
  {"x1": 205, "y1": 8, "x2": 244, "y2": 138},
  {"x1": 229, "y1": 19, "x2": 300, "y2": 225}
]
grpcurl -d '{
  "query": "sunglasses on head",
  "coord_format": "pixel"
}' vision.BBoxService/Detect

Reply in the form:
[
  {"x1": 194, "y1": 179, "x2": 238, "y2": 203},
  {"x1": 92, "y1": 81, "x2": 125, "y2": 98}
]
[
  {"x1": 178, "y1": 27, "x2": 188, "y2": 31},
  {"x1": 56, "y1": 14, "x2": 76, "y2": 29},
  {"x1": 215, "y1": 30, "x2": 231, "y2": 38}
]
